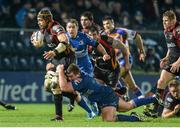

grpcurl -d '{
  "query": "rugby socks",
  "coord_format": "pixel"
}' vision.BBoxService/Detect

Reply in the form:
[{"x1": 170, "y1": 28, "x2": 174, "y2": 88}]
[
  {"x1": 78, "y1": 98, "x2": 92, "y2": 113},
  {"x1": 152, "y1": 88, "x2": 164, "y2": 112},
  {"x1": 116, "y1": 114, "x2": 140, "y2": 122},
  {"x1": 90, "y1": 102, "x2": 99, "y2": 115},
  {"x1": 132, "y1": 97, "x2": 156, "y2": 107},
  {"x1": 157, "y1": 88, "x2": 164, "y2": 99},
  {"x1": 62, "y1": 92, "x2": 77, "y2": 106},
  {"x1": 54, "y1": 94, "x2": 63, "y2": 117},
  {"x1": 0, "y1": 100, "x2": 6, "y2": 107}
]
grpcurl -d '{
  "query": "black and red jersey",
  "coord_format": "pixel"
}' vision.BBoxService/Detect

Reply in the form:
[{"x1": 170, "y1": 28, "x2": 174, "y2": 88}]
[
  {"x1": 42, "y1": 20, "x2": 65, "y2": 48},
  {"x1": 164, "y1": 92, "x2": 180, "y2": 116}
]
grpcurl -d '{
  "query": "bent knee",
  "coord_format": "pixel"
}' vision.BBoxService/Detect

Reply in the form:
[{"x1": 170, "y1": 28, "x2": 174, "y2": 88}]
[
  {"x1": 157, "y1": 79, "x2": 166, "y2": 86},
  {"x1": 102, "y1": 117, "x2": 116, "y2": 122}
]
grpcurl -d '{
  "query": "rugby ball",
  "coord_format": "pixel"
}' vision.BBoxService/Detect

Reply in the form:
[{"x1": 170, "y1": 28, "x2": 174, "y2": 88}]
[{"x1": 31, "y1": 30, "x2": 44, "y2": 48}]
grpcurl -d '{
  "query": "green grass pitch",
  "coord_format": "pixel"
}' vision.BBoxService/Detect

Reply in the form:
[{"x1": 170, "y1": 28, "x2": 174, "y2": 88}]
[{"x1": 0, "y1": 104, "x2": 180, "y2": 127}]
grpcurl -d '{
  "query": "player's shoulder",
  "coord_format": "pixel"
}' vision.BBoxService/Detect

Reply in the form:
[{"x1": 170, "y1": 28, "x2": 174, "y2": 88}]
[
  {"x1": 165, "y1": 92, "x2": 174, "y2": 103},
  {"x1": 51, "y1": 21, "x2": 65, "y2": 34},
  {"x1": 173, "y1": 22, "x2": 180, "y2": 37}
]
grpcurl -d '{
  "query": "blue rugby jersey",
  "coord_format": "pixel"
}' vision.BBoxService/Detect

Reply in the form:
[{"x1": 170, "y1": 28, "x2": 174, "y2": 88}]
[
  {"x1": 66, "y1": 32, "x2": 97, "y2": 76},
  {"x1": 71, "y1": 72, "x2": 115, "y2": 103}
]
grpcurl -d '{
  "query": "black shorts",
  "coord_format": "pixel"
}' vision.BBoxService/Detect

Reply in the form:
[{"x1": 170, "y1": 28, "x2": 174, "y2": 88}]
[
  {"x1": 163, "y1": 56, "x2": 180, "y2": 76},
  {"x1": 94, "y1": 64, "x2": 120, "y2": 88},
  {"x1": 51, "y1": 54, "x2": 76, "y2": 70}
]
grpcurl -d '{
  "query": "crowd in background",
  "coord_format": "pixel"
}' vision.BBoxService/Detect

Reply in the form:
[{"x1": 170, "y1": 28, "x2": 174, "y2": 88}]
[
  {"x1": 0, "y1": 0, "x2": 179, "y2": 29},
  {"x1": 0, "y1": 0, "x2": 179, "y2": 72}
]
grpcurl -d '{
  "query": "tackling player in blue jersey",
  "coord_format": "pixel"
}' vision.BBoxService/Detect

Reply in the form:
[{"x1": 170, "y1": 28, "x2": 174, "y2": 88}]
[{"x1": 58, "y1": 64, "x2": 163, "y2": 122}]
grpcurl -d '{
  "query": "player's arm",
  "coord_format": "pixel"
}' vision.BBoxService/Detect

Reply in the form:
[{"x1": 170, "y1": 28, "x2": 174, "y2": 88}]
[
  {"x1": 96, "y1": 43, "x2": 110, "y2": 61},
  {"x1": 43, "y1": 25, "x2": 68, "y2": 60},
  {"x1": 160, "y1": 50, "x2": 170, "y2": 68},
  {"x1": 58, "y1": 65, "x2": 75, "y2": 93},
  {"x1": 162, "y1": 104, "x2": 180, "y2": 118},
  {"x1": 134, "y1": 33, "x2": 146, "y2": 61},
  {"x1": 170, "y1": 57, "x2": 180, "y2": 73},
  {"x1": 113, "y1": 39, "x2": 131, "y2": 71},
  {"x1": 86, "y1": 33, "x2": 110, "y2": 61}
]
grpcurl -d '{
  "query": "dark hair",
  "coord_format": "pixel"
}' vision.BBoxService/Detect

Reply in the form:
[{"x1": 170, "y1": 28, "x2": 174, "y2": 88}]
[
  {"x1": 163, "y1": 10, "x2": 176, "y2": 20},
  {"x1": 80, "y1": 11, "x2": 94, "y2": 21},
  {"x1": 37, "y1": 8, "x2": 53, "y2": 22},
  {"x1": 66, "y1": 18, "x2": 79, "y2": 28},
  {"x1": 89, "y1": 25, "x2": 99, "y2": 33},
  {"x1": 102, "y1": 15, "x2": 114, "y2": 22},
  {"x1": 67, "y1": 64, "x2": 80, "y2": 75}
]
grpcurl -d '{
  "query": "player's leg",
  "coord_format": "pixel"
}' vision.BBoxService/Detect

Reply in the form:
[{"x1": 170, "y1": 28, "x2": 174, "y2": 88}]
[
  {"x1": 44, "y1": 69, "x2": 63, "y2": 121},
  {"x1": 75, "y1": 92, "x2": 96, "y2": 119},
  {"x1": 62, "y1": 92, "x2": 77, "y2": 112},
  {"x1": 117, "y1": 96, "x2": 161, "y2": 112},
  {"x1": 101, "y1": 106, "x2": 116, "y2": 121},
  {"x1": 148, "y1": 70, "x2": 175, "y2": 117},
  {"x1": 156, "y1": 70, "x2": 174, "y2": 97},
  {"x1": 123, "y1": 71, "x2": 143, "y2": 97},
  {"x1": 0, "y1": 100, "x2": 16, "y2": 110}
]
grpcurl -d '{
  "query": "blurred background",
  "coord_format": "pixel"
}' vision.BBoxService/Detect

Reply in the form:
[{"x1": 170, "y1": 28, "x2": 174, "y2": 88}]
[{"x1": 0, "y1": 0, "x2": 179, "y2": 103}]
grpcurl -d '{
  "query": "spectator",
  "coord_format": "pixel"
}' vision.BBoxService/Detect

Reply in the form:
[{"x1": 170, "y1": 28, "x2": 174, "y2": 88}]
[{"x1": 15, "y1": 1, "x2": 32, "y2": 28}]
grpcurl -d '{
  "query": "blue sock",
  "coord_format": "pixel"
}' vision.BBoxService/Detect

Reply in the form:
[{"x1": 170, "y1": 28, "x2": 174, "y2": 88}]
[
  {"x1": 90, "y1": 102, "x2": 99, "y2": 115},
  {"x1": 78, "y1": 98, "x2": 92, "y2": 113},
  {"x1": 116, "y1": 114, "x2": 140, "y2": 122},
  {"x1": 134, "y1": 88, "x2": 142, "y2": 97},
  {"x1": 132, "y1": 97, "x2": 156, "y2": 107}
]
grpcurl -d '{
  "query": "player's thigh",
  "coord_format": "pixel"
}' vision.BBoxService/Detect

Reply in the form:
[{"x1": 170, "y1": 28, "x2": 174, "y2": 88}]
[
  {"x1": 157, "y1": 69, "x2": 175, "y2": 88},
  {"x1": 117, "y1": 98, "x2": 133, "y2": 112},
  {"x1": 101, "y1": 106, "x2": 116, "y2": 122}
]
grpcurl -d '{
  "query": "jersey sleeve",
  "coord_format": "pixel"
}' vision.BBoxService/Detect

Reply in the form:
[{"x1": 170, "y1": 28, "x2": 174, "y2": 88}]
[
  {"x1": 164, "y1": 94, "x2": 174, "y2": 110},
  {"x1": 173, "y1": 26, "x2": 180, "y2": 40},
  {"x1": 84, "y1": 33, "x2": 98, "y2": 47},
  {"x1": 52, "y1": 25, "x2": 65, "y2": 35},
  {"x1": 117, "y1": 29, "x2": 127, "y2": 40}
]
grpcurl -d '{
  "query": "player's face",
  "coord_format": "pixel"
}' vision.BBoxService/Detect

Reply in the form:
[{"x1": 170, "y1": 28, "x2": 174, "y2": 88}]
[
  {"x1": 37, "y1": 18, "x2": 47, "y2": 29},
  {"x1": 89, "y1": 31, "x2": 99, "y2": 40},
  {"x1": 103, "y1": 20, "x2": 114, "y2": 33},
  {"x1": 66, "y1": 23, "x2": 78, "y2": 38},
  {"x1": 169, "y1": 86, "x2": 179, "y2": 99},
  {"x1": 80, "y1": 16, "x2": 91, "y2": 29},
  {"x1": 67, "y1": 72, "x2": 80, "y2": 81},
  {"x1": 163, "y1": 16, "x2": 176, "y2": 30}
]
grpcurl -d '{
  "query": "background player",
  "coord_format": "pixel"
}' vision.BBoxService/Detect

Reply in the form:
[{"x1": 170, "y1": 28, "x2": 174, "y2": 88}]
[{"x1": 102, "y1": 16, "x2": 146, "y2": 98}]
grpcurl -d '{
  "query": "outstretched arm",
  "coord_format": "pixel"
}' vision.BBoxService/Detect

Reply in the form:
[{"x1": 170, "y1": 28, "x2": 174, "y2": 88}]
[
  {"x1": 113, "y1": 39, "x2": 131, "y2": 71},
  {"x1": 96, "y1": 43, "x2": 111, "y2": 61},
  {"x1": 58, "y1": 65, "x2": 75, "y2": 93},
  {"x1": 134, "y1": 33, "x2": 146, "y2": 61}
]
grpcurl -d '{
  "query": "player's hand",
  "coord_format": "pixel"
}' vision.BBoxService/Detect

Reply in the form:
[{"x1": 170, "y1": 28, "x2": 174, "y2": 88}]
[
  {"x1": 58, "y1": 64, "x2": 64, "y2": 71},
  {"x1": 170, "y1": 61, "x2": 180, "y2": 73},
  {"x1": 43, "y1": 51, "x2": 56, "y2": 60},
  {"x1": 173, "y1": 104, "x2": 180, "y2": 114},
  {"x1": 139, "y1": 53, "x2": 146, "y2": 62},
  {"x1": 103, "y1": 54, "x2": 111, "y2": 61},
  {"x1": 160, "y1": 57, "x2": 168, "y2": 68}
]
